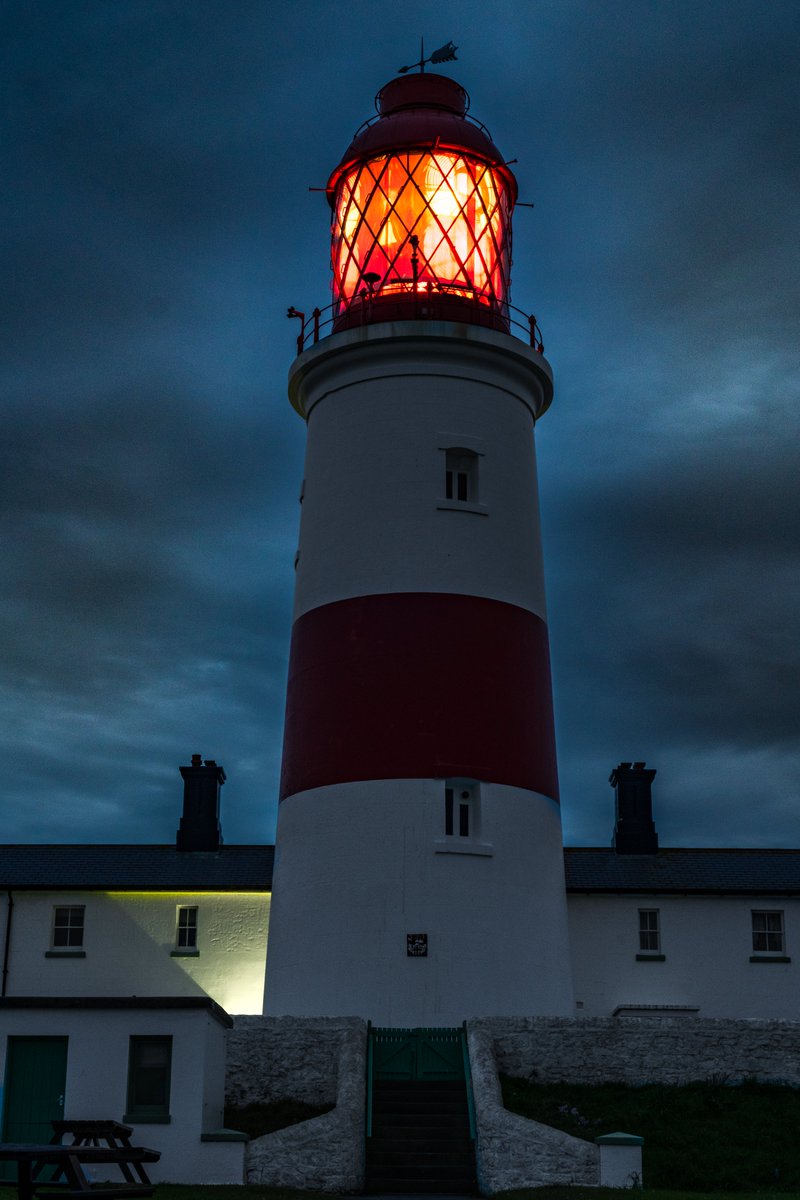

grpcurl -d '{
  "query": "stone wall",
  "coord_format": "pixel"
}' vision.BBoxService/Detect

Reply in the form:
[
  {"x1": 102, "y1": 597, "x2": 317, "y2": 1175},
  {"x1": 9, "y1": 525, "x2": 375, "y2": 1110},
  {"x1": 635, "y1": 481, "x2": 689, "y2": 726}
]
[
  {"x1": 470, "y1": 1016, "x2": 800, "y2": 1086},
  {"x1": 226, "y1": 1016, "x2": 367, "y2": 1193},
  {"x1": 467, "y1": 1022, "x2": 599, "y2": 1192},
  {"x1": 226, "y1": 1015, "x2": 361, "y2": 1106}
]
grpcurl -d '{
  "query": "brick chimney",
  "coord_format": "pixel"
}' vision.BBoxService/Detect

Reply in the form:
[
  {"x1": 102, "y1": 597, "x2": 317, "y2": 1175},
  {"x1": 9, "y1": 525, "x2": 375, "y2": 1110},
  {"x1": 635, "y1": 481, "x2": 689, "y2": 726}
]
[
  {"x1": 610, "y1": 761, "x2": 658, "y2": 854},
  {"x1": 176, "y1": 754, "x2": 224, "y2": 852}
]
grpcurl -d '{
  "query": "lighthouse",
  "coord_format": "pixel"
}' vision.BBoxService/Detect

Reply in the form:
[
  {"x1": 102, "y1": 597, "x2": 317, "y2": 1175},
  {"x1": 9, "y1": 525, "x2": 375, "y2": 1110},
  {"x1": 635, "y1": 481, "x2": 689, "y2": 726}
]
[{"x1": 264, "y1": 68, "x2": 574, "y2": 1024}]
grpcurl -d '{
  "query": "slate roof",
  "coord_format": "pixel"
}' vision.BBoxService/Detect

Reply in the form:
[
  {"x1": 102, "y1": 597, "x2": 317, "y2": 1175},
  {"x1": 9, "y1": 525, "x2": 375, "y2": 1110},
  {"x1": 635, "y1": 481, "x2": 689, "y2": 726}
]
[
  {"x1": 1, "y1": 842, "x2": 798, "y2": 895},
  {"x1": 0, "y1": 844, "x2": 274, "y2": 891},
  {"x1": 564, "y1": 848, "x2": 800, "y2": 894}
]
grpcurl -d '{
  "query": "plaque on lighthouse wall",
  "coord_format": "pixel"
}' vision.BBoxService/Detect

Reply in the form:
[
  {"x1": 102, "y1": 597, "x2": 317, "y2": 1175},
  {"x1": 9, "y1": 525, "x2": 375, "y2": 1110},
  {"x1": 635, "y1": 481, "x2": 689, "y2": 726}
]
[{"x1": 407, "y1": 933, "x2": 428, "y2": 957}]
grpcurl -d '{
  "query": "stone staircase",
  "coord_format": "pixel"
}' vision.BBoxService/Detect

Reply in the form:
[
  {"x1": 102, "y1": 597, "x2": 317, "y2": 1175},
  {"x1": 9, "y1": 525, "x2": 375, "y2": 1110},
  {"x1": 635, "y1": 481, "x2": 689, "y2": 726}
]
[{"x1": 365, "y1": 1078, "x2": 477, "y2": 1194}]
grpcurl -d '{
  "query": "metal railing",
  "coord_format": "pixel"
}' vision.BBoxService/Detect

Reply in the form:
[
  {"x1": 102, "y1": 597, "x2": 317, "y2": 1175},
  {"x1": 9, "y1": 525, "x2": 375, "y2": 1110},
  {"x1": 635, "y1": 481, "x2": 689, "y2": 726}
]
[
  {"x1": 287, "y1": 289, "x2": 545, "y2": 357},
  {"x1": 461, "y1": 1022, "x2": 477, "y2": 1141}
]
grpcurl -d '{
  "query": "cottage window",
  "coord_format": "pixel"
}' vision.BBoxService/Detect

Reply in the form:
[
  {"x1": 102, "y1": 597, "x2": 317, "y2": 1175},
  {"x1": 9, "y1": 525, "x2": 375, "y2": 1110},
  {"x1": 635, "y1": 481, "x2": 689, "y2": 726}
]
[
  {"x1": 52, "y1": 906, "x2": 85, "y2": 949},
  {"x1": 176, "y1": 906, "x2": 198, "y2": 950},
  {"x1": 752, "y1": 910, "x2": 784, "y2": 954},
  {"x1": 638, "y1": 909, "x2": 660, "y2": 953},
  {"x1": 125, "y1": 1036, "x2": 172, "y2": 1123}
]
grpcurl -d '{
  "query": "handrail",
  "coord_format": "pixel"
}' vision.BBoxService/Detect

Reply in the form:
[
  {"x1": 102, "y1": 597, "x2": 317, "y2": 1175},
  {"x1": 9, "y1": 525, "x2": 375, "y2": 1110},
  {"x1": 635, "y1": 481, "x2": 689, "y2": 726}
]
[
  {"x1": 287, "y1": 292, "x2": 545, "y2": 357},
  {"x1": 460, "y1": 1022, "x2": 477, "y2": 1142},
  {"x1": 365, "y1": 1020, "x2": 374, "y2": 1138}
]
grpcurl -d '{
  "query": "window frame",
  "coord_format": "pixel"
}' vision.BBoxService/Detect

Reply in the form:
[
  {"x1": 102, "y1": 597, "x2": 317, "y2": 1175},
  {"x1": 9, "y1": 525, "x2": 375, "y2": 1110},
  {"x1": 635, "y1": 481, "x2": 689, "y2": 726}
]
[
  {"x1": 124, "y1": 1035, "x2": 173, "y2": 1124},
  {"x1": 637, "y1": 908, "x2": 661, "y2": 954},
  {"x1": 176, "y1": 905, "x2": 198, "y2": 951},
  {"x1": 444, "y1": 781, "x2": 479, "y2": 840},
  {"x1": 437, "y1": 438, "x2": 488, "y2": 516},
  {"x1": 751, "y1": 909, "x2": 785, "y2": 955},
  {"x1": 51, "y1": 905, "x2": 85, "y2": 950}
]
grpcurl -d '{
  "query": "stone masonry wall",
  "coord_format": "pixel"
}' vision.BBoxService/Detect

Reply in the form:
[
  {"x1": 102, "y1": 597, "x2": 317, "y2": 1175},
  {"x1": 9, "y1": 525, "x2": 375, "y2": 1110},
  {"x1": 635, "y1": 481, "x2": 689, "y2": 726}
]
[
  {"x1": 470, "y1": 1016, "x2": 800, "y2": 1086},
  {"x1": 226, "y1": 1015, "x2": 361, "y2": 1106},
  {"x1": 226, "y1": 1016, "x2": 367, "y2": 1193},
  {"x1": 467, "y1": 1022, "x2": 600, "y2": 1193}
]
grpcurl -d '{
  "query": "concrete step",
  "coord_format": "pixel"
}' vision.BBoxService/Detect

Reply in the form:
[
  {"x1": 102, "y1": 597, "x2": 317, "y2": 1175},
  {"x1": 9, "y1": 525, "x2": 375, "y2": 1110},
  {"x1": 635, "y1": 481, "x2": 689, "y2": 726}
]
[
  {"x1": 368, "y1": 1148, "x2": 475, "y2": 1167},
  {"x1": 369, "y1": 1137, "x2": 473, "y2": 1156},
  {"x1": 366, "y1": 1166, "x2": 477, "y2": 1187}
]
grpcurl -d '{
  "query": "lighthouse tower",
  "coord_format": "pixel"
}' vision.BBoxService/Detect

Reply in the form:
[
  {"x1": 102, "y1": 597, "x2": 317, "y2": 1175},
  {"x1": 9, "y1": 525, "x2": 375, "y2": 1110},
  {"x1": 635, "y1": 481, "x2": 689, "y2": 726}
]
[{"x1": 264, "y1": 70, "x2": 573, "y2": 1024}]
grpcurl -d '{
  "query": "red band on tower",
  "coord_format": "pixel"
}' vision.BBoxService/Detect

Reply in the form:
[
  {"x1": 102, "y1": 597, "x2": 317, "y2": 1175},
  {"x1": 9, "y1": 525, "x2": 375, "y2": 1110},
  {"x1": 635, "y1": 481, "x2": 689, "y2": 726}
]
[{"x1": 280, "y1": 592, "x2": 559, "y2": 802}]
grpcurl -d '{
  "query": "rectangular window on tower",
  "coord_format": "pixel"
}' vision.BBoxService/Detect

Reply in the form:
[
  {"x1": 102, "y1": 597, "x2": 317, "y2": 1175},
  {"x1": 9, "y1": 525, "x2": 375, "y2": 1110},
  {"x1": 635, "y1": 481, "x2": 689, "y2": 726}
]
[
  {"x1": 437, "y1": 438, "x2": 488, "y2": 516},
  {"x1": 445, "y1": 449, "x2": 477, "y2": 503},
  {"x1": 445, "y1": 783, "x2": 476, "y2": 838},
  {"x1": 436, "y1": 780, "x2": 492, "y2": 857}
]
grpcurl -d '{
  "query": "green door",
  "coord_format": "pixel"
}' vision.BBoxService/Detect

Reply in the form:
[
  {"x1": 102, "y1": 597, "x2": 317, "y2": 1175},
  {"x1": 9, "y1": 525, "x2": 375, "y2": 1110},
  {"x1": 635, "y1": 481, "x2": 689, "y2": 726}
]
[{"x1": 1, "y1": 1037, "x2": 68, "y2": 1179}]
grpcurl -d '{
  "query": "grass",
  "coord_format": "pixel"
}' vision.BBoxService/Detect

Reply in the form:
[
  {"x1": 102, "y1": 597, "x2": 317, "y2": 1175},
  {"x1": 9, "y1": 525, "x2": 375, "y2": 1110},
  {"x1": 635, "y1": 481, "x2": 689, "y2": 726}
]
[
  {"x1": 2, "y1": 1186, "x2": 800, "y2": 1200},
  {"x1": 497, "y1": 1191, "x2": 800, "y2": 1200},
  {"x1": 0, "y1": 1190, "x2": 331, "y2": 1200},
  {"x1": 500, "y1": 1075, "x2": 800, "y2": 1192},
  {"x1": 223, "y1": 1098, "x2": 334, "y2": 1140}
]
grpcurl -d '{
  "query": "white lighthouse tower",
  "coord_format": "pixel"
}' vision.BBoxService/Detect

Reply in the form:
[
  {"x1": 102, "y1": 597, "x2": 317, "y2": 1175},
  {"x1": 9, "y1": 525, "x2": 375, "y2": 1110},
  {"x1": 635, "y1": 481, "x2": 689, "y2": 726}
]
[{"x1": 264, "y1": 69, "x2": 573, "y2": 1024}]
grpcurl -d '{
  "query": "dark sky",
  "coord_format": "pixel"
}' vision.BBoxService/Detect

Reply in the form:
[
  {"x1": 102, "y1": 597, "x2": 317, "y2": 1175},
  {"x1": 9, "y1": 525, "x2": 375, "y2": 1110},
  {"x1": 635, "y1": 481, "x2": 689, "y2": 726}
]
[{"x1": 3, "y1": 1, "x2": 798, "y2": 849}]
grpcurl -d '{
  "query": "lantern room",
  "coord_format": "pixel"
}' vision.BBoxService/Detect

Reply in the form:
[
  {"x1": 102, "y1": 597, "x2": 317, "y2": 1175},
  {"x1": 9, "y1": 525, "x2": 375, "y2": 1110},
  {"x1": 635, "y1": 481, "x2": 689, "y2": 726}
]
[{"x1": 327, "y1": 73, "x2": 518, "y2": 332}]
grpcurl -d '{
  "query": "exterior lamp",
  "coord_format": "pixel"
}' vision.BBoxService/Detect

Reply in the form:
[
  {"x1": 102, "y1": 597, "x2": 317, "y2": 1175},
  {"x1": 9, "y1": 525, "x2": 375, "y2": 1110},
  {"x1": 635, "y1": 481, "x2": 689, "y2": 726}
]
[{"x1": 326, "y1": 72, "x2": 518, "y2": 332}]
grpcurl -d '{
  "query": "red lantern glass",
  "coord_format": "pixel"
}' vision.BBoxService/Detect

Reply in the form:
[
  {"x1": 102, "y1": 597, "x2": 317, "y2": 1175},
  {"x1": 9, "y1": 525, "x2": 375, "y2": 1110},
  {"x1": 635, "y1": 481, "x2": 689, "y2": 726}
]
[{"x1": 327, "y1": 75, "x2": 516, "y2": 332}]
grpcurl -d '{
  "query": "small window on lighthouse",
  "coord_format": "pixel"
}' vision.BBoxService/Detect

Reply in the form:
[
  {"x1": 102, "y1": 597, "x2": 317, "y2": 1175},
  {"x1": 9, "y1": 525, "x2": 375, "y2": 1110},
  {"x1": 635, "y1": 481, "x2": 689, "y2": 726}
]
[
  {"x1": 445, "y1": 782, "x2": 477, "y2": 838},
  {"x1": 445, "y1": 449, "x2": 478, "y2": 504}
]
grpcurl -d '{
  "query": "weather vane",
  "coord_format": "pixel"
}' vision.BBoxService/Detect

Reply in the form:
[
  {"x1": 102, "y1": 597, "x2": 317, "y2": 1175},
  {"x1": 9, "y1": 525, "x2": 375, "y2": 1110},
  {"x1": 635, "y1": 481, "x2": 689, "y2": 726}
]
[{"x1": 398, "y1": 38, "x2": 458, "y2": 75}]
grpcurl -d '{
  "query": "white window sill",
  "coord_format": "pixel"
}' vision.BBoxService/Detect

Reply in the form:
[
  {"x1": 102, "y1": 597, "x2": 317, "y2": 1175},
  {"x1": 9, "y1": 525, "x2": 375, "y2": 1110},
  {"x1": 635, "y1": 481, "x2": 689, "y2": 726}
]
[
  {"x1": 436, "y1": 500, "x2": 489, "y2": 516},
  {"x1": 434, "y1": 839, "x2": 494, "y2": 857}
]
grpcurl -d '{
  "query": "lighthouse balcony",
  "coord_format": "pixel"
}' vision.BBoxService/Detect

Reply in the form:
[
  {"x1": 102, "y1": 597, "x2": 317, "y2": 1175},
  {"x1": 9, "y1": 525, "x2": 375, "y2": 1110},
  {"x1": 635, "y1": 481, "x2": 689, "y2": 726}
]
[{"x1": 287, "y1": 289, "x2": 545, "y2": 357}]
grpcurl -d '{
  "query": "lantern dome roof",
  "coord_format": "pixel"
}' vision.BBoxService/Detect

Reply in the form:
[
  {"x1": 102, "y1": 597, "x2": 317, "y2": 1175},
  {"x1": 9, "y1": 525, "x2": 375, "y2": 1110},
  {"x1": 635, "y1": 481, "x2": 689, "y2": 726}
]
[{"x1": 327, "y1": 73, "x2": 517, "y2": 206}]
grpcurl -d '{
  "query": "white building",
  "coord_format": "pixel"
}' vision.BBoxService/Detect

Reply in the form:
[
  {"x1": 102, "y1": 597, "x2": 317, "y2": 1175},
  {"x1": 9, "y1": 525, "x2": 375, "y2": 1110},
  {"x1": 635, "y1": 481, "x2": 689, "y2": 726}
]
[
  {"x1": 0, "y1": 996, "x2": 246, "y2": 1184},
  {"x1": 0, "y1": 755, "x2": 268, "y2": 1184},
  {"x1": 566, "y1": 762, "x2": 799, "y2": 1020},
  {"x1": 0, "y1": 756, "x2": 271, "y2": 1015}
]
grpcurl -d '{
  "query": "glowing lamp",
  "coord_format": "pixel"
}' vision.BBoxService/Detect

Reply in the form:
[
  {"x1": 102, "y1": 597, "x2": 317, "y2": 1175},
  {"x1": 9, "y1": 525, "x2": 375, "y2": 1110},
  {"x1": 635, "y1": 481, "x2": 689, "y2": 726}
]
[{"x1": 327, "y1": 73, "x2": 518, "y2": 332}]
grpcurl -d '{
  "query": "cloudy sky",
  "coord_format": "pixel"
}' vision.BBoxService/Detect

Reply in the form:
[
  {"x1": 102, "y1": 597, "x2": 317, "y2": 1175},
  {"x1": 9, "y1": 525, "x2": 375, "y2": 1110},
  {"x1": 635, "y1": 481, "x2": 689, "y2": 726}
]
[{"x1": 3, "y1": 0, "x2": 798, "y2": 849}]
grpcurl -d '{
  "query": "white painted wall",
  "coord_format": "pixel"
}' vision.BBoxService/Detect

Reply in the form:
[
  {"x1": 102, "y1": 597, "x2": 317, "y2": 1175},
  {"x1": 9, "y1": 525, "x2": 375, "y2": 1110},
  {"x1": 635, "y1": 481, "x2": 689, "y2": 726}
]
[
  {"x1": 0, "y1": 1004, "x2": 243, "y2": 1184},
  {"x1": 1, "y1": 891, "x2": 269, "y2": 1014},
  {"x1": 568, "y1": 893, "x2": 799, "y2": 1018},
  {"x1": 289, "y1": 321, "x2": 553, "y2": 621},
  {"x1": 264, "y1": 779, "x2": 574, "y2": 1023}
]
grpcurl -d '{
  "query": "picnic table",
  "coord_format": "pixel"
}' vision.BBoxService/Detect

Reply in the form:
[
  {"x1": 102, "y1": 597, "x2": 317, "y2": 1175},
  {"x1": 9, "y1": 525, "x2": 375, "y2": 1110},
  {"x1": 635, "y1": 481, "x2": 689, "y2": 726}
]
[{"x1": 0, "y1": 1119, "x2": 159, "y2": 1199}]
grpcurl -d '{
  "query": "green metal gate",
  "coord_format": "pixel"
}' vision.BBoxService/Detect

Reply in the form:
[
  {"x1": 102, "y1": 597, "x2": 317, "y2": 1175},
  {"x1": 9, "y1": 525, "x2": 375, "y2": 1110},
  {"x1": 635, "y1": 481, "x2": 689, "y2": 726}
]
[
  {"x1": 0, "y1": 1037, "x2": 68, "y2": 1180},
  {"x1": 366, "y1": 1025, "x2": 476, "y2": 1140},
  {"x1": 370, "y1": 1026, "x2": 465, "y2": 1081}
]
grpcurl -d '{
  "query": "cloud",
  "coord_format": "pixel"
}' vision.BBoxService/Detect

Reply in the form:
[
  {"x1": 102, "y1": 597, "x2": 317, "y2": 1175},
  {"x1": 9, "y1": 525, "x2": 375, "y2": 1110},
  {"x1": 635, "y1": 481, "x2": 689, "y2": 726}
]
[{"x1": 1, "y1": 0, "x2": 797, "y2": 847}]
